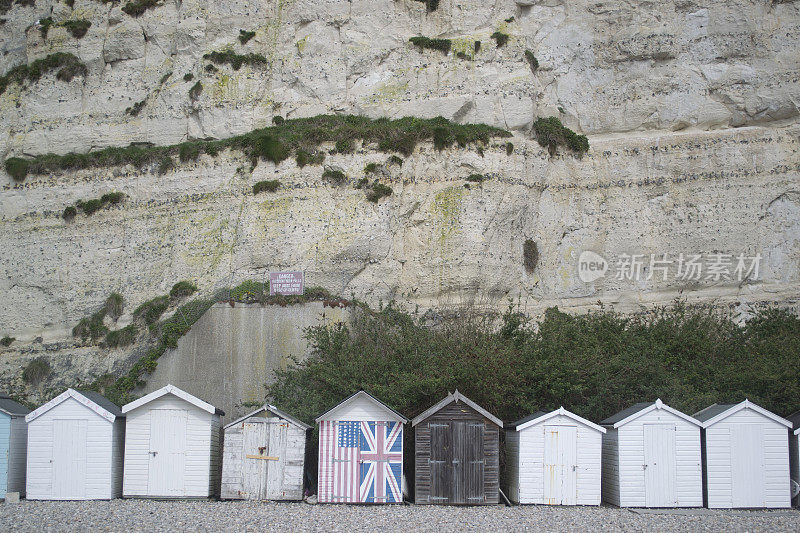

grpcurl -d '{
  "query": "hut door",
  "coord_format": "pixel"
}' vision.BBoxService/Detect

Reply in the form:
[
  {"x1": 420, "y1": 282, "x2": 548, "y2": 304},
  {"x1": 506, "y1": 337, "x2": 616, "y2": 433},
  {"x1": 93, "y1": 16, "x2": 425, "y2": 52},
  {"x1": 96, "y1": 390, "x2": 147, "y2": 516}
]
[
  {"x1": 52, "y1": 419, "x2": 87, "y2": 499},
  {"x1": 543, "y1": 425, "x2": 577, "y2": 505},
  {"x1": 148, "y1": 409, "x2": 187, "y2": 496},
  {"x1": 428, "y1": 422, "x2": 452, "y2": 503},
  {"x1": 731, "y1": 424, "x2": 765, "y2": 507},
  {"x1": 463, "y1": 422, "x2": 485, "y2": 504},
  {"x1": 331, "y1": 421, "x2": 361, "y2": 503},
  {"x1": 643, "y1": 424, "x2": 677, "y2": 507},
  {"x1": 242, "y1": 421, "x2": 269, "y2": 500},
  {"x1": 265, "y1": 419, "x2": 288, "y2": 500}
]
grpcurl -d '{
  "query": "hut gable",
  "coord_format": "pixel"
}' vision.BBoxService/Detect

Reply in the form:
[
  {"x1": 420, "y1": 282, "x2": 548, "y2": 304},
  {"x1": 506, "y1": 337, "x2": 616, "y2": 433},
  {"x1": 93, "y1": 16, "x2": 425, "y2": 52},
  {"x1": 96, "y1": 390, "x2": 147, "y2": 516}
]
[
  {"x1": 316, "y1": 391, "x2": 406, "y2": 504},
  {"x1": 414, "y1": 391, "x2": 502, "y2": 505},
  {"x1": 221, "y1": 404, "x2": 309, "y2": 501},
  {"x1": 506, "y1": 407, "x2": 605, "y2": 505},
  {"x1": 600, "y1": 399, "x2": 702, "y2": 508},
  {"x1": 693, "y1": 400, "x2": 791, "y2": 508},
  {"x1": 25, "y1": 389, "x2": 124, "y2": 500},
  {"x1": 122, "y1": 384, "x2": 224, "y2": 498}
]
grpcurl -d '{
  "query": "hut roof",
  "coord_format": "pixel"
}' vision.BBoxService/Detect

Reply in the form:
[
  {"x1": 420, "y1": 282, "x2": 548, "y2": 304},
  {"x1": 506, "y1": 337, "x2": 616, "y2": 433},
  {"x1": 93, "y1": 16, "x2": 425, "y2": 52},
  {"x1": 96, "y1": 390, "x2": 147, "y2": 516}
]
[
  {"x1": 122, "y1": 384, "x2": 224, "y2": 415},
  {"x1": 692, "y1": 399, "x2": 791, "y2": 429},
  {"x1": 601, "y1": 399, "x2": 700, "y2": 429},
  {"x1": 26, "y1": 388, "x2": 123, "y2": 423},
  {"x1": 412, "y1": 390, "x2": 503, "y2": 428},
  {"x1": 0, "y1": 394, "x2": 30, "y2": 416},
  {"x1": 315, "y1": 390, "x2": 407, "y2": 423},
  {"x1": 225, "y1": 403, "x2": 311, "y2": 430},
  {"x1": 509, "y1": 406, "x2": 605, "y2": 433}
]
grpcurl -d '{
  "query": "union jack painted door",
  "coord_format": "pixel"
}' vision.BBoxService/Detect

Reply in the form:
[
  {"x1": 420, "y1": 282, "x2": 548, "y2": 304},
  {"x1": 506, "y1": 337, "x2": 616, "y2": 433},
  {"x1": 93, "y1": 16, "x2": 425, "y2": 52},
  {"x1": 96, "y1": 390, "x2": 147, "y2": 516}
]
[{"x1": 318, "y1": 420, "x2": 403, "y2": 503}]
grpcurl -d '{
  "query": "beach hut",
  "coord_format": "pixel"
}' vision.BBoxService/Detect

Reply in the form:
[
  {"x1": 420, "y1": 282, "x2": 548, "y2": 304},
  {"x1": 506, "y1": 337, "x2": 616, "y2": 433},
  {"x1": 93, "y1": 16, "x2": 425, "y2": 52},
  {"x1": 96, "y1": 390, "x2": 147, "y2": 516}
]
[
  {"x1": 413, "y1": 390, "x2": 503, "y2": 505},
  {"x1": 122, "y1": 384, "x2": 224, "y2": 498},
  {"x1": 0, "y1": 395, "x2": 30, "y2": 499},
  {"x1": 694, "y1": 400, "x2": 791, "y2": 508},
  {"x1": 789, "y1": 411, "x2": 800, "y2": 507},
  {"x1": 506, "y1": 407, "x2": 605, "y2": 505},
  {"x1": 600, "y1": 399, "x2": 702, "y2": 507},
  {"x1": 25, "y1": 389, "x2": 125, "y2": 500},
  {"x1": 221, "y1": 404, "x2": 310, "y2": 500},
  {"x1": 316, "y1": 391, "x2": 407, "y2": 503}
]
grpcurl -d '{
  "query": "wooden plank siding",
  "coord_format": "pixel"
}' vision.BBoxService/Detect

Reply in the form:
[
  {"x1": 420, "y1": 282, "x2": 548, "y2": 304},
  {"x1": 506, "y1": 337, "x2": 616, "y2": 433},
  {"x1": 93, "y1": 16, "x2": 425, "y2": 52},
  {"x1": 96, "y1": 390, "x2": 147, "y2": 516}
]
[{"x1": 415, "y1": 402, "x2": 500, "y2": 505}]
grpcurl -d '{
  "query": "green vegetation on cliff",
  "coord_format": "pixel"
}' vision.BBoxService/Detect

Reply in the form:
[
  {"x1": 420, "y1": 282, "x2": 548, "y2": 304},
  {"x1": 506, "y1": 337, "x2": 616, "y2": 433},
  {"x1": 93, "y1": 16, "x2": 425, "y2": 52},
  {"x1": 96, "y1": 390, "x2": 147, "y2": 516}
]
[
  {"x1": 409, "y1": 36, "x2": 451, "y2": 54},
  {"x1": 268, "y1": 303, "x2": 800, "y2": 429},
  {"x1": 203, "y1": 51, "x2": 268, "y2": 71},
  {"x1": 5, "y1": 115, "x2": 509, "y2": 181},
  {"x1": 533, "y1": 116, "x2": 590, "y2": 155},
  {"x1": 0, "y1": 52, "x2": 87, "y2": 97}
]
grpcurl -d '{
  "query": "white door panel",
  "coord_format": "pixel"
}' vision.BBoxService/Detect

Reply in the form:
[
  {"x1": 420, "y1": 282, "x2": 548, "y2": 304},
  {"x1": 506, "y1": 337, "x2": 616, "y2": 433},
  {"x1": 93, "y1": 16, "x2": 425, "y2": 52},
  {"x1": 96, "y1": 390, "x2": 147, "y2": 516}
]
[
  {"x1": 644, "y1": 424, "x2": 677, "y2": 507},
  {"x1": 543, "y1": 425, "x2": 577, "y2": 505},
  {"x1": 52, "y1": 419, "x2": 87, "y2": 499},
  {"x1": 148, "y1": 409, "x2": 187, "y2": 496}
]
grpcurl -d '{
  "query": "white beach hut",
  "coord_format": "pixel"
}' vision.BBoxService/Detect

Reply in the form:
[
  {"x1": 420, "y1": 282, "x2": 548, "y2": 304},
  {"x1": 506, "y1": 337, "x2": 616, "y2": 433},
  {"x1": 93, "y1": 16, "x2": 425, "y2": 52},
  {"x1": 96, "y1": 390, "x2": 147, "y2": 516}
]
[
  {"x1": 316, "y1": 391, "x2": 407, "y2": 504},
  {"x1": 221, "y1": 404, "x2": 310, "y2": 501},
  {"x1": 25, "y1": 389, "x2": 125, "y2": 500},
  {"x1": 0, "y1": 395, "x2": 29, "y2": 499},
  {"x1": 788, "y1": 411, "x2": 800, "y2": 506},
  {"x1": 506, "y1": 407, "x2": 605, "y2": 505},
  {"x1": 694, "y1": 400, "x2": 791, "y2": 508},
  {"x1": 122, "y1": 384, "x2": 224, "y2": 498},
  {"x1": 600, "y1": 399, "x2": 702, "y2": 507}
]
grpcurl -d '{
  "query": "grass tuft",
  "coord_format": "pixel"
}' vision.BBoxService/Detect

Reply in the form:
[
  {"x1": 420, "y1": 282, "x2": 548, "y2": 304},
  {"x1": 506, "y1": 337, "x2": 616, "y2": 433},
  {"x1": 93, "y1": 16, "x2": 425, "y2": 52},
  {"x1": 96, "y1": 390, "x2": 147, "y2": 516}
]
[
  {"x1": 532, "y1": 116, "x2": 589, "y2": 155},
  {"x1": 170, "y1": 280, "x2": 197, "y2": 299},
  {"x1": 105, "y1": 324, "x2": 138, "y2": 348},
  {"x1": 491, "y1": 31, "x2": 509, "y2": 47},
  {"x1": 295, "y1": 149, "x2": 325, "y2": 167},
  {"x1": 238, "y1": 29, "x2": 256, "y2": 44},
  {"x1": 62, "y1": 19, "x2": 91, "y2": 38},
  {"x1": 188, "y1": 81, "x2": 202, "y2": 100},
  {"x1": 322, "y1": 168, "x2": 347, "y2": 185},
  {"x1": 253, "y1": 179, "x2": 280, "y2": 194},
  {"x1": 5, "y1": 157, "x2": 29, "y2": 181},
  {"x1": 122, "y1": 0, "x2": 158, "y2": 17},
  {"x1": 409, "y1": 36, "x2": 451, "y2": 54},
  {"x1": 0, "y1": 336, "x2": 14, "y2": 347},
  {"x1": 22, "y1": 357, "x2": 51, "y2": 385},
  {"x1": 0, "y1": 52, "x2": 87, "y2": 96},
  {"x1": 524, "y1": 49, "x2": 539, "y2": 71},
  {"x1": 203, "y1": 50, "x2": 267, "y2": 71},
  {"x1": 183, "y1": 73, "x2": 194, "y2": 82},
  {"x1": 365, "y1": 182, "x2": 393, "y2": 203},
  {"x1": 465, "y1": 174, "x2": 485, "y2": 183}
]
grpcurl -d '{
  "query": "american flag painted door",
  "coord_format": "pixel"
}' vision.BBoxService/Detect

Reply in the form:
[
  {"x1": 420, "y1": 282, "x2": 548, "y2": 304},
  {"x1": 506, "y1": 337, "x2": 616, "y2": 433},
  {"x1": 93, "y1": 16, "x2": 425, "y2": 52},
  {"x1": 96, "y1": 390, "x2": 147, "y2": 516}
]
[{"x1": 318, "y1": 420, "x2": 403, "y2": 503}]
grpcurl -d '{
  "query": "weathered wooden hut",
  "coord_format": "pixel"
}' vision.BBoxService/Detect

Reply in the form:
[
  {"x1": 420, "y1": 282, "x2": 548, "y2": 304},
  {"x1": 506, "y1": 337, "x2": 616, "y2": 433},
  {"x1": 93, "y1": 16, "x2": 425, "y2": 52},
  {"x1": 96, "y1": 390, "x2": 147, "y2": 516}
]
[
  {"x1": 694, "y1": 400, "x2": 791, "y2": 508},
  {"x1": 122, "y1": 384, "x2": 224, "y2": 498},
  {"x1": 316, "y1": 390, "x2": 407, "y2": 503},
  {"x1": 789, "y1": 411, "x2": 800, "y2": 506},
  {"x1": 413, "y1": 390, "x2": 503, "y2": 505},
  {"x1": 601, "y1": 399, "x2": 702, "y2": 507},
  {"x1": 0, "y1": 395, "x2": 29, "y2": 499},
  {"x1": 506, "y1": 407, "x2": 605, "y2": 505},
  {"x1": 25, "y1": 389, "x2": 125, "y2": 500},
  {"x1": 221, "y1": 404, "x2": 310, "y2": 501}
]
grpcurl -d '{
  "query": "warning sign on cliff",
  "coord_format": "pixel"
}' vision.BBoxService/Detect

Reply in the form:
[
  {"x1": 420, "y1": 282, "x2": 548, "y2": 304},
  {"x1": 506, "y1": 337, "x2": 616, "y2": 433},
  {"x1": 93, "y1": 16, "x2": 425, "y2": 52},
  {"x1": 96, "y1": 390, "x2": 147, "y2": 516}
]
[{"x1": 269, "y1": 271, "x2": 304, "y2": 295}]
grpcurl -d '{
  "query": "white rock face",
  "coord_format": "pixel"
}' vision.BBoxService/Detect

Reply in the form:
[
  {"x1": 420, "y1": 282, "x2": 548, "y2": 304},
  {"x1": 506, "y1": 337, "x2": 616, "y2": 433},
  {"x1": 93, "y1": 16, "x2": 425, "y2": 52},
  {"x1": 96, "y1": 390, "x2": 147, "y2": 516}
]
[{"x1": 0, "y1": 0, "x2": 799, "y2": 398}]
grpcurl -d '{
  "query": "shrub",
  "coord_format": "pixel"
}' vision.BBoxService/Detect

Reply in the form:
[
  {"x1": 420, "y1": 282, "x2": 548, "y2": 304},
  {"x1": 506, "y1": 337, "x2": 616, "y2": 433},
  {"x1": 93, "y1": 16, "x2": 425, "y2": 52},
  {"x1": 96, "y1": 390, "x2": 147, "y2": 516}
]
[
  {"x1": 5, "y1": 157, "x2": 29, "y2": 181},
  {"x1": 239, "y1": 29, "x2": 256, "y2": 44},
  {"x1": 322, "y1": 168, "x2": 346, "y2": 185},
  {"x1": 133, "y1": 295, "x2": 169, "y2": 325},
  {"x1": 335, "y1": 138, "x2": 354, "y2": 154},
  {"x1": 295, "y1": 149, "x2": 324, "y2": 167},
  {"x1": 355, "y1": 177, "x2": 369, "y2": 189},
  {"x1": 105, "y1": 324, "x2": 138, "y2": 348},
  {"x1": 179, "y1": 142, "x2": 201, "y2": 162},
  {"x1": 506, "y1": 142, "x2": 514, "y2": 155},
  {"x1": 76, "y1": 198, "x2": 104, "y2": 215},
  {"x1": 73, "y1": 313, "x2": 109, "y2": 341},
  {"x1": 433, "y1": 126, "x2": 453, "y2": 150},
  {"x1": 364, "y1": 162, "x2": 380, "y2": 174},
  {"x1": 523, "y1": 239, "x2": 538, "y2": 272},
  {"x1": 409, "y1": 36, "x2": 451, "y2": 54},
  {"x1": 183, "y1": 73, "x2": 194, "y2": 82},
  {"x1": 524, "y1": 49, "x2": 539, "y2": 70},
  {"x1": 170, "y1": 280, "x2": 197, "y2": 299},
  {"x1": 413, "y1": 0, "x2": 439, "y2": 11},
  {"x1": 122, "y1": 0, "x2": 158, "y2": 17},
  {"x1": 22, "y1": 357, "x2": 51, "y2": 385},
  {"x1": 465, "y1": 173, "x2": 485, "y2": 183},
  {"x1": 253, "y1": 179, "x2": 280, "y2": 194},
  {"x1": 105, "y1": 292, "x2": 124, "y2": 320},
  {"x1": 272, "y1": 115, "x2": 285, "y2": 126},
  {"x1": 126, "y1": 99, "x2": 146, "y2": 116},
  {"x1": 0, "y1": 336, "x2": 14, "y2": 347},
  {"x1": 203, "y1": 51, "x2": 268, "y2": 71},
  {"x1": 229, "y1": 280, "x2": 267, "y2": 303},
  {"x1": 63, "y1": 19, "x2": 91, "y2": 38},
  {"x1": 253, "y1": 135, "x2": 289, "y2": 164},
  {"x1": 188, "y1": 81, "x2": 202, "y2": 100},
  {"x1": 387, "y1": 155, "x2": 403, "y2": 166},
  {"x1": 532, "y1": 116, "x2": 589, "y2": 155},
  {"x1": 62, "y1": 205, "x2": 77, "y2": 221},
  {"x1": 491, "y1": 31, "x2": 509, "y2": 47},
  {"x1": 39, "y1": 17, "x2": 53, "y2": 39},
  {"x1": 474, "y1": 41, "x2": 481, "y2": 53},
  {"x1": 205, "y1": 64, "x2": 217, "y2": 73},
  {"x1": 101, "y1": 192, "x2": 125, "y2": 205},
  {"x1": 365, "y1": 182, "x2": 393, "y2": 203}
]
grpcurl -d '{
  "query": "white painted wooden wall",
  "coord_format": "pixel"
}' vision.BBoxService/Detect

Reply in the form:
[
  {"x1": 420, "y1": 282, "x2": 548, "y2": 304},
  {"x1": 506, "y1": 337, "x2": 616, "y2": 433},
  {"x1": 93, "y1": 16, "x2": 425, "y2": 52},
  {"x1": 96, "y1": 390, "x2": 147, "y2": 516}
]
[
  {"x1": 221, "y1": 416, "x2": 306, "y2": 500},
  {"x1": 7, "y1": 416, "x2": 28, "y2": 496},
  {"x1": 123, "y1": 394, "x2": 221, "y2": 498},
  {"x1": 322, "y1": 394, "x2": 404, "y2": 422},
  {"x1": 506, "y1": 414, "x2": 603, "y2": 505},
  {"x1": 602, "y1": 409, "x2": 702, "y2": 507},
  {"x1": 26, "y1": 397, "x2": 123, "y2": 500},
  {"x1": 703, "y1": 408, "x2": 790, "y2": 508}
]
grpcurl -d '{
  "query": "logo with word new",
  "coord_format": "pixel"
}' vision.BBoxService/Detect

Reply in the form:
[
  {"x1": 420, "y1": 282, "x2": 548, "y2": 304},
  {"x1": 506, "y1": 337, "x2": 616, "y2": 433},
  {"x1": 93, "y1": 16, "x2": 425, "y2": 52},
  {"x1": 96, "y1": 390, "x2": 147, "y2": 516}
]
[{"x1": 578, "y1": 251, "x2": 608, "y2": 282}]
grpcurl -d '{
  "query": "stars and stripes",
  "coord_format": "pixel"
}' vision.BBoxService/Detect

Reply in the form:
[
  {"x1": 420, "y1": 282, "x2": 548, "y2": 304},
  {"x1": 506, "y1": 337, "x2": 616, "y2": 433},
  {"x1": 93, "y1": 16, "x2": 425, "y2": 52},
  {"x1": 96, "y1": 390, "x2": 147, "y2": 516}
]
[{"x1": 318, "y1": 419, "x2": 403, "y2": 503}]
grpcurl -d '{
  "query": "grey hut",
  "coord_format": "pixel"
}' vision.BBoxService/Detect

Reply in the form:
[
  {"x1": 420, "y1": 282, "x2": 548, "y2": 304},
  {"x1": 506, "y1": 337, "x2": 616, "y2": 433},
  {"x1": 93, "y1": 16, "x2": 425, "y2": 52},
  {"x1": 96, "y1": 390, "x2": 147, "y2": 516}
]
[
  {"x1": 221, "y1": 404, "x2": 310, "y2": 500},
  {"x1": 413, "y1": 391, "x2": 503, "y2": 505}
]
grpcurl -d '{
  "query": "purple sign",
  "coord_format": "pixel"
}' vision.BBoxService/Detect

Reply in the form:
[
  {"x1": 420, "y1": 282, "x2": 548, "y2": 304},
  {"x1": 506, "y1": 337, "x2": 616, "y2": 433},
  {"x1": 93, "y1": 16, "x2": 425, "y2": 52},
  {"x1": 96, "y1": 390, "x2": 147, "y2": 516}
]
[{"x1": 270, "y1": 271, "x2": 304, "y2": 295}]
